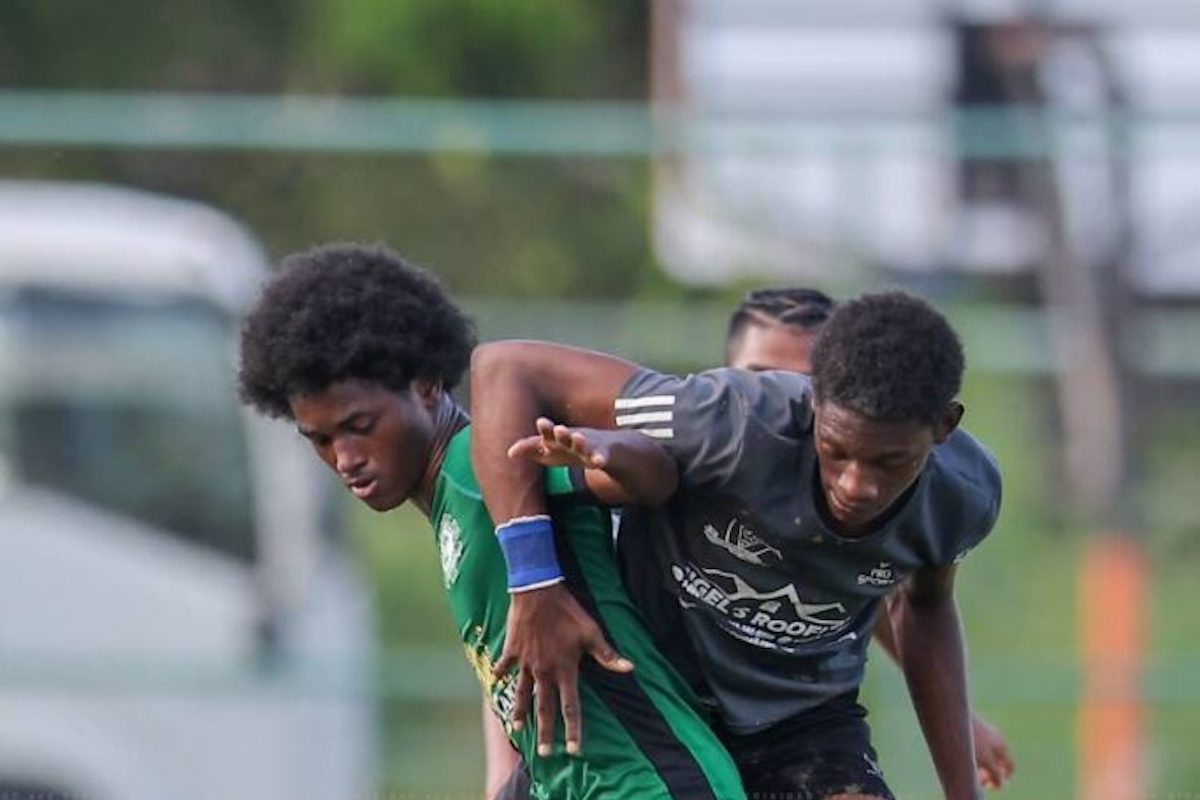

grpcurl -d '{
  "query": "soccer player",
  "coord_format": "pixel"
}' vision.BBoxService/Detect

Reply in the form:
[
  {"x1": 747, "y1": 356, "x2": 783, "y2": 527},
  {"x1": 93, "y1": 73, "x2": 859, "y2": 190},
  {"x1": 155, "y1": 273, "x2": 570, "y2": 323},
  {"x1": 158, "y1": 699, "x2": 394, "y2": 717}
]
[
  {"x1": 482, "y1": 288, "x2": 1015, "y2": 793},
  {"x1": 721, "y1": 288, "x2": 1013, "y2": 790},
  {"x1": 236, "y1": 244, "x2": 745, "y2": 800},
  {"x1": 471, "y1": 290, "x2": 1002, "y2": 800}
]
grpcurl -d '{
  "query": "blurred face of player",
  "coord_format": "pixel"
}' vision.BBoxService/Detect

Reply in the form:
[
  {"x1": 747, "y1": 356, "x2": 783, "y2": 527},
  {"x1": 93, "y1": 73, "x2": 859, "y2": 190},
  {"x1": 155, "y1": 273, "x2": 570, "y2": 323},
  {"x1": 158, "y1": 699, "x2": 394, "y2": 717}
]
[
  {"x1": 811, "y1": 400, "x2": 961, "y2": 535},
  {"x1": 726, "y1": 321, "x2": 818, "y2": 374},
  {"x1": 291, "y1": 379, "x2": 437, "y2": 512}
]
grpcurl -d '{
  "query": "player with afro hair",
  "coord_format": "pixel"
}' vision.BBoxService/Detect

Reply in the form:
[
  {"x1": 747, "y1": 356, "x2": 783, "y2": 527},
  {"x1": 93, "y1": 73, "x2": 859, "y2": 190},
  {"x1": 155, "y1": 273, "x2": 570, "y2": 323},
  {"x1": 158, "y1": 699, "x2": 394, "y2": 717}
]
[{"x1": 236, "y1": 242, "x2": 747, "y2": 800}]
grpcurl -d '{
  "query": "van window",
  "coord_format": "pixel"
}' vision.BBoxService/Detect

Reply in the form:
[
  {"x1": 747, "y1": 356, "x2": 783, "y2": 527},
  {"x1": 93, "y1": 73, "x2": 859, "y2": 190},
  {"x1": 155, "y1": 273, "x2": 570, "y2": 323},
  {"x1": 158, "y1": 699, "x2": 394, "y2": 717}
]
[{"x1": 0, "y1": 288, "x2": 256, "y2": 563}]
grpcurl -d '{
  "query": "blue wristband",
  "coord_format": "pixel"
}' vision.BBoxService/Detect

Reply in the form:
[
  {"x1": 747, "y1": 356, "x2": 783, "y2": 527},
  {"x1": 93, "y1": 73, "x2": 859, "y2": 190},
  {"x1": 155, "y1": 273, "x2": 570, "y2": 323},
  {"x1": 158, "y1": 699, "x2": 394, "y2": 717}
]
[{"x1": 497, "y1": 515, "x2": 564, "y2": 593}]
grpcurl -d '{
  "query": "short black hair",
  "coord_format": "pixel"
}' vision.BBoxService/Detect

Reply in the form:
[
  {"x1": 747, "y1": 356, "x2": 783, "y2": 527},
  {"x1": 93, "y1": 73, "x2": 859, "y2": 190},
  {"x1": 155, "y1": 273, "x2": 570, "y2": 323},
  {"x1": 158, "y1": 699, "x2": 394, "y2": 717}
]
[
  {"x1": 726, "y1": 287, "x2": 836, "y2": 346},
  {"x1": 238, "y1": 243, "x2": 476, "y2": 419},
  {"x1": 810, "y1": 290, "x2": 963, "y2": 424}
]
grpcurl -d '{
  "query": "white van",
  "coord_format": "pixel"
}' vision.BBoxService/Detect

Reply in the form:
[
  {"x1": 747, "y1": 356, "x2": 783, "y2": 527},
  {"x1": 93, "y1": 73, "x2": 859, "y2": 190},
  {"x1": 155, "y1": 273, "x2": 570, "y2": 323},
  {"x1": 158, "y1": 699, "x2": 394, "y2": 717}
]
[{"x1": 0, "y1": 181, "x2": 377, "y2": 800}]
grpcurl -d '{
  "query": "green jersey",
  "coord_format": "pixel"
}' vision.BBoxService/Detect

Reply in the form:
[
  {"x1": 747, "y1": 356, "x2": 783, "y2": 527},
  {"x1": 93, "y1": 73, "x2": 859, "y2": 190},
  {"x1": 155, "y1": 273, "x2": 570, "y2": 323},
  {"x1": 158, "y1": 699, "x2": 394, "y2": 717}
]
[{"x1": 429, "y1": 427, "x2": 744, "y2": 799}]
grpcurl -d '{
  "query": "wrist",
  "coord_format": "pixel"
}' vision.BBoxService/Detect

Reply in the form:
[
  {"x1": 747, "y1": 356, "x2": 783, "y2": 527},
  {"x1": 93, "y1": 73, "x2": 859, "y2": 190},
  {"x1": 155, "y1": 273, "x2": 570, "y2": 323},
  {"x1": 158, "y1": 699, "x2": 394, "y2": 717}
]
[{"x1": 497, "y1": 515, "x2": 564, "y2": 592}]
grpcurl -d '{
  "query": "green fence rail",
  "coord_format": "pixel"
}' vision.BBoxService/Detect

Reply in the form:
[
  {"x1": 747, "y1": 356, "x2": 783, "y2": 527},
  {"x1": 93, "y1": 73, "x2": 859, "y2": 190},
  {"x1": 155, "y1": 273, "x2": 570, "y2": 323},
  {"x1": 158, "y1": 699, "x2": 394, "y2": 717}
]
[{"x1": 3, "y1": 91, "x2": 1200, "y2": 158}]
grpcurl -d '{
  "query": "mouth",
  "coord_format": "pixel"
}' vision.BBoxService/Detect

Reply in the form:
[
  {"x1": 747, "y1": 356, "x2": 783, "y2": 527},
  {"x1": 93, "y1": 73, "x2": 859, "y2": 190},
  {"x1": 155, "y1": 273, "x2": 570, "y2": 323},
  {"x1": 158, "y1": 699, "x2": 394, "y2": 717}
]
[
  {"x1": 828, "y1": 492, "x2": 871, "y2": 522},
  {"x1": 346, "y1": 477, "x2": 379, "y2": 499}
]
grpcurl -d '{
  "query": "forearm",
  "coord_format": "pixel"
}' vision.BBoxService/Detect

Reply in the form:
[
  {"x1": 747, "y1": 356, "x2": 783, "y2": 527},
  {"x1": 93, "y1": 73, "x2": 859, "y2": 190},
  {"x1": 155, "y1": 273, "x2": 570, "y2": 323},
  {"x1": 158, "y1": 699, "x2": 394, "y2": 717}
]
[
  {"x1": 470, "y1": 341, "x2": 637, "y2": 522},
  {"x1": 895, "y1": 590, "x2": 980, "y2": 800},
  {"x1": 471, "y1": 343, "x2": 554, "y2": 521}
]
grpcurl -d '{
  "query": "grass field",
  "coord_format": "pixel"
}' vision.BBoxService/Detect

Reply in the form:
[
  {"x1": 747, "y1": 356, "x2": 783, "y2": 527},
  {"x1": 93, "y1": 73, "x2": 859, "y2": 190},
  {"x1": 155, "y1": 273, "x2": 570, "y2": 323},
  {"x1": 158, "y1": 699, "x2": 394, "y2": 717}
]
[{"x1": 350, "y1": 372, "x2": 1200, "y2": 797}]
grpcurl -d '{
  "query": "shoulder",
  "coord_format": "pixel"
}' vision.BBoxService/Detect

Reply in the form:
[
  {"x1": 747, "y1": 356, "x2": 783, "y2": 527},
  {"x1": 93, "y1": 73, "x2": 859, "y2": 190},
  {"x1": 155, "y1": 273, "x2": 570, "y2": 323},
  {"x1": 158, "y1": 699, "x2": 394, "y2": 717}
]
[
  {"x1": 621, "y1": 367, "x2": 812, "y2": 431},
  {"x1": 435, "y1": 426, "x2": 482, "y2": 499},
  {"x1": 925, "y1": 428, "x2": 1002, "y2": 536}
]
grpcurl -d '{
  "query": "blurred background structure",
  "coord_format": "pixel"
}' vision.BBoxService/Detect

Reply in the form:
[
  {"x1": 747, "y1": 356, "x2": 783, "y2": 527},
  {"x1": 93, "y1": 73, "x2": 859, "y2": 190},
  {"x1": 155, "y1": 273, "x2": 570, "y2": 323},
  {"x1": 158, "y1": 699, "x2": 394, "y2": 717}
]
[{"x1": 0, "y1": 1, "x2": 1198, "y2": 798}]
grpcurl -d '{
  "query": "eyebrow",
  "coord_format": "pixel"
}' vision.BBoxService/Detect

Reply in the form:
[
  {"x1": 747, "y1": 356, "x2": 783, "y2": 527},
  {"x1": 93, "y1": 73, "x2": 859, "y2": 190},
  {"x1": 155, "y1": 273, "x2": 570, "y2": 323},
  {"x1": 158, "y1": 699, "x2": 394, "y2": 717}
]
[
  {"x1": 297, "y1": 410, "x2": 374, "y2": 439},
  {"x1": 817, "y1": 427, "x2": 914, "y2": 461}
]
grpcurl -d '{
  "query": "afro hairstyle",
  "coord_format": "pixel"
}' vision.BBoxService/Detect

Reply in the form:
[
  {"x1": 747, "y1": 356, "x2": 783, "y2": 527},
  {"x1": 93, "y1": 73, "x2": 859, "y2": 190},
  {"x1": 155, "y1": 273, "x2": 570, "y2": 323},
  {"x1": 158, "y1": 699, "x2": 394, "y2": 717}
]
[{"x1": 238, "y1": 243, "x2": 476, "y2": 419}]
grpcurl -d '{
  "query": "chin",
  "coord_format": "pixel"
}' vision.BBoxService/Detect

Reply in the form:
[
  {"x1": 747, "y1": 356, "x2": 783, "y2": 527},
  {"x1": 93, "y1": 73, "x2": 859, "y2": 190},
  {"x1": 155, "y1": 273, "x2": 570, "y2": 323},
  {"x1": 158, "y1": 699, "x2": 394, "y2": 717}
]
[{"x1": 362, "y1": 491, "x2": 405, "y2": 512}]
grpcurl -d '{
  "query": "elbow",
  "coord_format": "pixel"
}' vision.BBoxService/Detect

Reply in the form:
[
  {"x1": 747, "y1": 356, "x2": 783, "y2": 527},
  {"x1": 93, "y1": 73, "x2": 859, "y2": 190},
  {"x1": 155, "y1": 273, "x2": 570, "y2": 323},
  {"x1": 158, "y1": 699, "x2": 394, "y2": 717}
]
[
  {"x1": 471, "y1": 341, "x2": 513, "y2": 378},
  {"x1": 470, "y1": 341, "x2": 527, "y2": 390}
]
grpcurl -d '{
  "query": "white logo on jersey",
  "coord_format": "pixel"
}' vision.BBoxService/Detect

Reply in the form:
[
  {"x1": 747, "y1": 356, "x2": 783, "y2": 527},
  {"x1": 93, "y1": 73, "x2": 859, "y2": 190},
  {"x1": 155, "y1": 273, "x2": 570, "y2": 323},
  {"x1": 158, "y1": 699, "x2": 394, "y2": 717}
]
[
  {"x1": 671, "y1": 563, "x2": 850, "y2": 653},
  {"x1": 438, "y1": 515, "x2": 465, "y2": 588},
  {"x1": 703, "y1": 518, "x2": 783, "y2": 566},
  {"x1": 856, "y1": 561, "x2": 896, "y2": 587}
]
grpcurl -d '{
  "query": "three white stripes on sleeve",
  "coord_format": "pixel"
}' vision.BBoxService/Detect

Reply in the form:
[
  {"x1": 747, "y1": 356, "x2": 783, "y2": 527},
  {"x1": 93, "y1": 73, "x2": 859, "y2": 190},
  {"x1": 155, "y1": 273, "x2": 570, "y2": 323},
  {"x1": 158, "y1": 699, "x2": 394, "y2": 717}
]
[{"x1": 614, "y1": 395, "x2": 675, "y2": 439}]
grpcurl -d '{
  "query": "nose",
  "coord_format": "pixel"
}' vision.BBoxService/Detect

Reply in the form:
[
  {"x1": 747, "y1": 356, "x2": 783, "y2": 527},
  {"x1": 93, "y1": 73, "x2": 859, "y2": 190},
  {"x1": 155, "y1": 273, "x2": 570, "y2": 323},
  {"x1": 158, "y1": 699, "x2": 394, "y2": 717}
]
[
  {"x1": 837, "y1": 462, "x2": 880, "y2": 504},
  {"x1": 333, "y1": 438, "x2": 367, "y2": 477}
]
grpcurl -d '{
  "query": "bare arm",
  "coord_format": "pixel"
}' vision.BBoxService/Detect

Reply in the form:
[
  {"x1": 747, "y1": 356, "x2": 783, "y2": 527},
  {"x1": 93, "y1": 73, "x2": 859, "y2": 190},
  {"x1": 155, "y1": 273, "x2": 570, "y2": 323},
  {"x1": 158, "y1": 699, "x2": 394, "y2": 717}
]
[
  {"x1": 893, "y1": 564, "x2": 982, "y2": 800},
  {"x1": 471, "y1": 341, "x2": 641, "y2": 519},
  {"x1": 878, "y1": 590, "x2": 1014, "y2": 790},
  {"x1": 507, "y1": 417, "x2": 678, "y2": 506},
  {"x1": 873, "y1": 597, "x2": 901, "y2": 661},
  {"x1": 469, "y1": 342, "x2": 643, "y2": 758}
]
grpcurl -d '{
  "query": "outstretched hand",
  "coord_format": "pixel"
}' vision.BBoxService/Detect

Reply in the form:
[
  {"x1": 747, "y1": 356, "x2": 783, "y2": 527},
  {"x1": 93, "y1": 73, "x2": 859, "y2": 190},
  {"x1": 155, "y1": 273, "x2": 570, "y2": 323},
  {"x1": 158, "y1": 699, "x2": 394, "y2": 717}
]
[
  {"x1": 508, "y1": 417, "x2": 610, "y2": 470},
  {"x1": 493, "y1": 583, "x2": 633, "y2": 758}
]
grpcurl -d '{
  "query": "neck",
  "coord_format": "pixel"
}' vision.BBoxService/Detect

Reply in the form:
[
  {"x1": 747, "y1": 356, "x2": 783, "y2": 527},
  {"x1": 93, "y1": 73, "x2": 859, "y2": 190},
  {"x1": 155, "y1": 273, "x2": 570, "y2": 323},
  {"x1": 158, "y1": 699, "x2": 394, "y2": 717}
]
[{"x1": 413, "y1": 394, "x2": 469, "y2": 517}]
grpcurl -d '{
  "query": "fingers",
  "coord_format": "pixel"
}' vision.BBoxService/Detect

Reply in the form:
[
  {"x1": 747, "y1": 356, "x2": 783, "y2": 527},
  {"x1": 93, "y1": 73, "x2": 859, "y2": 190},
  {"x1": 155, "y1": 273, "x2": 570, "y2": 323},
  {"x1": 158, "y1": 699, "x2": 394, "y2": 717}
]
[
  {"x1": 566, "y1": 429, "x2": 606, "y2": 468},
  {"x1": 509, "y1": 665, "x2": 533, "y2": 733},
  {"x1": 559, "y1": 675, "x2": 582, "y2": 756},
  {"x1": 973, "y1": 718, "x2": 1015, "y2": 790},
  {"x1": 492, "y1": 650, "x2": 516, "y2": 682},
  {"x1": 520, "y1": 419, "x2": 604, "y2": 470},
  {"x1": 999, "y1": 751, "x2": 1015, "y2": 778},
  {"x1": 545, "y1": 420, "x2": 581, "y2": 455},
  {"x1": 976, "y1": 755, "x2": 1012, "y2": 790},
  {"x1": 588, "y1": 636, "x2": 634, "y2": 673},
  {"x1": 994, "y1": 747, "x2": 1015, "y2": 782},
  {"x1": 534, "y1": 672, "x2": 557, "y2": 757},
  {"x1": 507, "y1": 435, "x2": 546, "y2": 460}
]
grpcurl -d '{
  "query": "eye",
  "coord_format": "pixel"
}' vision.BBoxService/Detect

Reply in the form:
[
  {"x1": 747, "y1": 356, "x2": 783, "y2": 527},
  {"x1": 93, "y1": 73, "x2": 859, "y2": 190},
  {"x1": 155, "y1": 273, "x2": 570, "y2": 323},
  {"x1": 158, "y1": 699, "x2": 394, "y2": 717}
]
[
  {"x1": 348, "y1": 417, "x2": 377, "y2": 436},
  {"x1": 818, "y1": 443, "x2": 847, "y2": 462},
  {"x1": 304, "y1": 433, "x2": 332, "y2": 449},
  {"x1": 880, "y1": 453, "x2": 916, "y2": 469}
]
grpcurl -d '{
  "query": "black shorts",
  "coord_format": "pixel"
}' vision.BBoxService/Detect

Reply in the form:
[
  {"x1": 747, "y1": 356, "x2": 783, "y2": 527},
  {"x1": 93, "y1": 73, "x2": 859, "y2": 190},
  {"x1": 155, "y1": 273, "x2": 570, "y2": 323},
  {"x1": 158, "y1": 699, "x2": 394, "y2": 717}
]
[
  {"x1": 497, "y1": 692, "x2": 893, "y2": 800},
  {"x1": 715, "y1": 692, "x2": 894, "y2": 800}
]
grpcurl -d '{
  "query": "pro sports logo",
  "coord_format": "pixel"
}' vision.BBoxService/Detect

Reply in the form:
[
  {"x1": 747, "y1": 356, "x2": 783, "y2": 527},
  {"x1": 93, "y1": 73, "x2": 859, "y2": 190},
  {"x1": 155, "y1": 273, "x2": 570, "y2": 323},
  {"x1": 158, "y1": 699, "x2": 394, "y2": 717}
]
[{"x1": 856, "y1": 561, "x2": 896, "y2": 587}]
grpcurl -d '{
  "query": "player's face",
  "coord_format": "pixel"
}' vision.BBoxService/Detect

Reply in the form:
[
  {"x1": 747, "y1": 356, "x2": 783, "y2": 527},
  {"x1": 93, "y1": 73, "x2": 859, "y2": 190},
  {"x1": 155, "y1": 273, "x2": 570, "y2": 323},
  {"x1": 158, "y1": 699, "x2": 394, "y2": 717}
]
[
  {"x1": 291, "y1": 379, "x2": 436, "y2": 512},
  {"x1": 812, "y1": 401, "x2": 959, "y2": 535},
  {"x1": 727, "y1": 322, "x2": 818, "y2": 373}
]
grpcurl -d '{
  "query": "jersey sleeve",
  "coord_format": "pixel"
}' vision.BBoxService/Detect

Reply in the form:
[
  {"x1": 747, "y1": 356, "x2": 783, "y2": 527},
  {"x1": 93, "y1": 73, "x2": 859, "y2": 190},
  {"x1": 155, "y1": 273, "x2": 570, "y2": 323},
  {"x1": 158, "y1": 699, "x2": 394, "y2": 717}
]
[
  {"x1": 615, "y1": 367, "x2": 812, "y2": 491},
  {"x1": 941, "y1": 440, "x2": 1003, "y2": 567}
]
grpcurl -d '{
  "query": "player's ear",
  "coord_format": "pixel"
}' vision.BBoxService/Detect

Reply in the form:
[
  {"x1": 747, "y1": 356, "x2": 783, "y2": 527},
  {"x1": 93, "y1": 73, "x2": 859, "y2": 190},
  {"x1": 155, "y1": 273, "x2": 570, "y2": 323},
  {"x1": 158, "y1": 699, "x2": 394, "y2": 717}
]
[
  {"x1": 413, "y1": 378, "x2": 442, "y2": 409},
  {"x1": 932, "y1": 401, "x2": 964, "y2": 444}
]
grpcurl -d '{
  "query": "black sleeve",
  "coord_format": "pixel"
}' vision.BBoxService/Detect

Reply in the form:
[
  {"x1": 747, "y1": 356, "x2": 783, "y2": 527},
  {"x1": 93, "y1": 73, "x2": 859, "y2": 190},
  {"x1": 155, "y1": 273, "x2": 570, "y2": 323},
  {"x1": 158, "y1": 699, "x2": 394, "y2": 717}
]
[
  {"x1": 615, "y1": 367, "x2": 812, "y2": 491},
  {"x1": 941, "y1": 438, "x2": 1003, "y2": 567}
]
